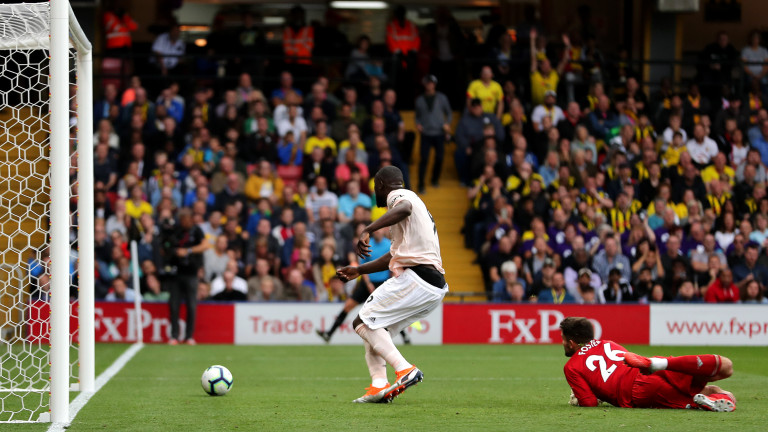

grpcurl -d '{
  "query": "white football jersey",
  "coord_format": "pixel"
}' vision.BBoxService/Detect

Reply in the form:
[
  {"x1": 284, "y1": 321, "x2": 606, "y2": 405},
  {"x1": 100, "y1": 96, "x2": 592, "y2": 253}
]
[{"x1": 386, "y1": 189, "x2": 444, "y2": 276}]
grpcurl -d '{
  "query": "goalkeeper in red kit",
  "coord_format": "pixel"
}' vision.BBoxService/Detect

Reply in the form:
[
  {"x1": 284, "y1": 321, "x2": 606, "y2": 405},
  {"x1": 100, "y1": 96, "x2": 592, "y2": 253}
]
[{"x1": 560, "y1": 317, "x2": 736, "y2": 412}]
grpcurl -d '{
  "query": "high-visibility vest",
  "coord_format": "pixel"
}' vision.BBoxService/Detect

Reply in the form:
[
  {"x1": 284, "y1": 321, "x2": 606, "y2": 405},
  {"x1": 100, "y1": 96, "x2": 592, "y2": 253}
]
[
  {"x1": 103, "y1": 12, "x2": 137, "y2": 49},
  {"x1": 386, "y1": 20, "x2": 420, "y2": 54},
  {"x1": 283, "y1": 27, "x2": 314, "y2": 65}
]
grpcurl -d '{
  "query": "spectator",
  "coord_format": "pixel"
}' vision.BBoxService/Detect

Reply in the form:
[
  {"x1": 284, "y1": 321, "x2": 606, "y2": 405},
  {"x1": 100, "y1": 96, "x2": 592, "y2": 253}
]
[
  {"x1": 492, "y1": 260, "x2": 527, "y2": 302},
  {"x1": 337, "y1": 181, "x2": 371, "y2": 223},
  {"x1": 335, "y1": 146, "x2": 370, "y2": 192},
  {"x1": 276, "y1": 104, "x2": 308, "y2": 150},
  {"x1": 244, "y1": 160, "x2": 285, "y2": 205},
  {"x1": 742, "y1": 30, "x2": 768, "y2": 93},
  {"x1": 466, "y1": 65, "x2": 504, "y2": 118},
  {"x1": 454, "y1": 98, "x2": 504, "y2": 186},
  {"x1": 414, "y1": 75, "x2": 452, "y2": 193},
  {"x1": 210, "y1": 267, "x2": 248, "y2": 301},
  {"x1": 598, "y1": 268, "x2": 635, "y2": 304},
  {"x1": 591, "y1": 236, "x2": 631, "y2": 282},
  {"x1": 105, "y1": 278, "x2": 135, "y2": 302},
  {"x1": 732, "y1": 243, "x2": 768, "y2": 289},
  {"x1": 283, "y1": 267, "x2": 315, "y2": 302},
  {"x1": 203, "y1": 235, "x2": 231, "y2": 282},
  {"x1": 536, "y1": 272, "x2": 574, "y2": 304},
  {"x1": 687, "y1": 123, "x2": 719, "y2": 166},
  {"x1": 698, "y1": 31, "x2": 739, "y2": 101},
  {"x1": 587, "y1": 95, "x2": 619, "y2": 142},
  {"x1": 529, "y1": 29, "x2": 566, "y2": 107},
  {"x1": 740, "y1": 279, "x2": 768, "y2": 304},
  {"x1": 304, "y1": 120, "x2": 336, "y2": 156},
  {"x1": 151, "y1": 22, "x2": 185, "y2": 76},
  {"x1": 673, "y1": 280, "x2": 703, "y2": 303},
  {"x1": 704, "y1": 268, "x2": 739, "y2": 303},
  {"x1": 305, "y1": 176, "x2": 338, "y2": 222}
]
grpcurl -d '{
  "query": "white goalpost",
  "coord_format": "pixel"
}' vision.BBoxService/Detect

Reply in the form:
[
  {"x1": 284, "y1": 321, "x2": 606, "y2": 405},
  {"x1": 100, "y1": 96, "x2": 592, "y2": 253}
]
[{"x1": 0, "y1": 0, "x2": 93, "y2": 424}]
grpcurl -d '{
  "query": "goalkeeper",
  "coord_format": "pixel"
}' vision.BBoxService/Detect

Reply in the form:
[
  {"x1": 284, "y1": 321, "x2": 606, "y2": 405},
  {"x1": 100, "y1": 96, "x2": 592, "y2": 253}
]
[{"x1": 560, "y1": 317, "x2": 736, "y2": 412}]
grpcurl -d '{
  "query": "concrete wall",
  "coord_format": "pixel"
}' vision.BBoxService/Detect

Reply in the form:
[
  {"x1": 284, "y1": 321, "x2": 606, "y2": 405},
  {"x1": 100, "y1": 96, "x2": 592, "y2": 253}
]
[{"x1": 679, "y1": 0, "x2": 768, "y2": 52}]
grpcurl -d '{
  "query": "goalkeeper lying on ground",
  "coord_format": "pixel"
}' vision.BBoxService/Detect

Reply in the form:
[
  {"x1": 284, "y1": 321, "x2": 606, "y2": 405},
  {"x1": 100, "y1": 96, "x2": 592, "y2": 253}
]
[{"x1": 560, "y1": 317, "x2": 736, "y2": 412}]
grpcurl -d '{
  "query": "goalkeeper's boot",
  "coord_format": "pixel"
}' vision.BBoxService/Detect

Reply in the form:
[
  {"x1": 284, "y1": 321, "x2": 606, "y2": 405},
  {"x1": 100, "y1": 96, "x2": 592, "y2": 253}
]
[
  {"x1": 352, "y1": 383, "x2": 390, "y2": 403},
  {"x1": 693, "y1": 393, "x2": 736, "y2": 412},
  {"x1": 381, "y1": 366, "x2": 423, "y2": 403},
  {"x1": 623, "y1": 352, "x2": 653, "y2": 374}
]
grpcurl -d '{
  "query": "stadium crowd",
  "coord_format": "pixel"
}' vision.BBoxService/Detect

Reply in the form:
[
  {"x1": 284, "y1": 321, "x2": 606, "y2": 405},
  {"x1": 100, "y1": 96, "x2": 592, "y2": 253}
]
[{"x1": 85, "y1": 4, "x2": 768, "y2": 306}]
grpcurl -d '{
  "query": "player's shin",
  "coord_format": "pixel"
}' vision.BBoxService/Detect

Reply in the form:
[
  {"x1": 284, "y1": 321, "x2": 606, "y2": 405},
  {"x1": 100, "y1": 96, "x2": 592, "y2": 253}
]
[
  {"x1": 364, "y1": 341, "x2": 388, "y2": 388},
  {"x1": 665, "y1": 355, "x2": 722, "y2": 377},
  {"x1": 327, "y1": 310, "x2": 348, "y2": 337},
  {"x1": 355, "y1": 323, "x2": 411, "y2": 372}
]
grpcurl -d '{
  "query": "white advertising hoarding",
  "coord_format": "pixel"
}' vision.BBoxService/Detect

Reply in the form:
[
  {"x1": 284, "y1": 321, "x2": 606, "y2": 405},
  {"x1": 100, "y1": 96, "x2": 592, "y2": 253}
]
[
  {"x1": 650, "y1": 304, "x2": 768, "y2": 346},
  {"x1": 234, "y1": 303, "x2": 443, "y2": 345}
]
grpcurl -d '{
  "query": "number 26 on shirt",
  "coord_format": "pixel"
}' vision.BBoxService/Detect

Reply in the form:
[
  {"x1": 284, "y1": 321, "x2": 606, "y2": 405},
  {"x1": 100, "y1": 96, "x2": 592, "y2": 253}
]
[{"x1": 586, "y1": 343, "x2": 625, "y2": 383}]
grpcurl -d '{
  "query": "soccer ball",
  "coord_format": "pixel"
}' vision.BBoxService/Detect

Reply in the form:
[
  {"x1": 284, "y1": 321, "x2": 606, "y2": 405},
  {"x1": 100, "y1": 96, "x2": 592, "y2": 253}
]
[{"x1": 201, "y1": 365, "x2": 233, "y2": 396}]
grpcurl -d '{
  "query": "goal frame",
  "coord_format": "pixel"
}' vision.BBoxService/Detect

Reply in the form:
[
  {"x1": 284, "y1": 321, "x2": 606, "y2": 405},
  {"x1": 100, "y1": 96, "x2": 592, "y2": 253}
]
[
  {"x1": 0, "y1": 0, "x2": 94, "y2": 424},
  {"x1": 51, "y1": 0, "x2": 94, "y2": 424}
]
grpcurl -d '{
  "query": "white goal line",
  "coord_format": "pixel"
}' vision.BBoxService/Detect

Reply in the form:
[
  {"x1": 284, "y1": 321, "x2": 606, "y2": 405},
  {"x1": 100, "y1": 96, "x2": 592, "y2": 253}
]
[{"x1": 46, "y1": 342, "x2": 143, "y2": 432}]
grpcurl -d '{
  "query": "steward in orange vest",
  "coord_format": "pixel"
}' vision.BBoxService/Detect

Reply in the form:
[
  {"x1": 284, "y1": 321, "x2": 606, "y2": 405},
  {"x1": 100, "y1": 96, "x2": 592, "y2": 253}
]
[
  {"x1": 103, "y1": 9, "x2": 138, "y2": 50},
  {"x1": 386, "y1": 6, "x2": 420, "y2": 55},
  {"x1": 283, "y1": 5, "x2": 314, "y2": 65}
]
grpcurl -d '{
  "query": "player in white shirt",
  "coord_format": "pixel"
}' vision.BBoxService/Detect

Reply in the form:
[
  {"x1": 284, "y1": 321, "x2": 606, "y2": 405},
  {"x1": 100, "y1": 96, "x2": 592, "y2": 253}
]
[{"x1": 337, "y1": 166, "x2": 448, "y2": 404}]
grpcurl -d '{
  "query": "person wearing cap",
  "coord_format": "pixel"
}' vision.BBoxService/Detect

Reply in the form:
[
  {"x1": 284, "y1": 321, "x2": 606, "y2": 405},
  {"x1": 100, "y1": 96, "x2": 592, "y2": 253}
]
[
  {"x1": 531, "y1": 90, "x2": 565, "y2": 132},
  {"x1": 415, "y1": 75, "x2": 452, "y2": 194},
  {"x1": 466, "y1": 66, "x2": 504, "y2": 118},
  {"x1": 569, "y1": 267, "x2": 602, "y2": 303},
  {"x1": 454, "y1": 98, "x2": 505, "y2": 186}
]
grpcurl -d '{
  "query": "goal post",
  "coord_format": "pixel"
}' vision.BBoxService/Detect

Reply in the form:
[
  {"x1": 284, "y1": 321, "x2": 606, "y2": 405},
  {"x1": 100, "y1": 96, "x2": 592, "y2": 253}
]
[{"x1": 0, "y1": 0, "x2": 93, "y2": 424}]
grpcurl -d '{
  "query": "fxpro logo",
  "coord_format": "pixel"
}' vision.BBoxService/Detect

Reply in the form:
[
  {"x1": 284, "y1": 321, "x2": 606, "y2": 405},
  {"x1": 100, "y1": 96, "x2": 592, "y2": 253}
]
[
  {"x1": 487, "y1": 309, "x2": 603, "y2": 343},
  {"x1": 94, "y1": 307, "x2": 175, "y2": 343}
]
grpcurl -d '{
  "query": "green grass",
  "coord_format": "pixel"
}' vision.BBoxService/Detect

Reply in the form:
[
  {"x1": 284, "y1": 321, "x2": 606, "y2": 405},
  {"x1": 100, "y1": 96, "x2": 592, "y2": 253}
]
[{"x1": 9, "y1": 344, "x2": 768, "y2": 431}]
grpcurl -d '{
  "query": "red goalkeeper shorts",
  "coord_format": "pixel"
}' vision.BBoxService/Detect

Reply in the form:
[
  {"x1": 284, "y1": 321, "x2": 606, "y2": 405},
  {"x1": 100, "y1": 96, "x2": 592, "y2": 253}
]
[{"x1": 631, "y1": 370, "x2": 707, "y2": 409}]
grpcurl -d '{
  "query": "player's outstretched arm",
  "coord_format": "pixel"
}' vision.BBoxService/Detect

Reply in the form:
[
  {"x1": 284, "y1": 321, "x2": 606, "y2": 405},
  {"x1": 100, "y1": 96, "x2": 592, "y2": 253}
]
[
  {"x1": 364, "y1": 201, "x2": 412, "y2": 236},
  {"x1": 337, "y1": 252, "x2": 392, "y2": 281}
]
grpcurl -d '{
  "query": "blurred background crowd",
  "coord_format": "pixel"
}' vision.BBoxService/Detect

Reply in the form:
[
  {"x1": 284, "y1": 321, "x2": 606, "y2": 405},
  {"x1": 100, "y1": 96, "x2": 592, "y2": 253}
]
[{"x1": 68, "y1": 0, "x2": 768, "y2": 306}]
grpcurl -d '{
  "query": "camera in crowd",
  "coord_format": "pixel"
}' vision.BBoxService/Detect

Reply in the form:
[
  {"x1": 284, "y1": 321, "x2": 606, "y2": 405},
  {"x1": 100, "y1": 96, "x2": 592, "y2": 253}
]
[{"x1": 158, "y1": 217, "x2": 179, "y2": 276}]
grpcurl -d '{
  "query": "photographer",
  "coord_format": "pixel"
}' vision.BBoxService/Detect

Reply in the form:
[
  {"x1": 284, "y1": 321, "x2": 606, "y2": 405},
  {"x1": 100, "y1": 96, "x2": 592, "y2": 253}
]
[{"x1": 159, "y1": 208, "x2": 208, "y2": 345}]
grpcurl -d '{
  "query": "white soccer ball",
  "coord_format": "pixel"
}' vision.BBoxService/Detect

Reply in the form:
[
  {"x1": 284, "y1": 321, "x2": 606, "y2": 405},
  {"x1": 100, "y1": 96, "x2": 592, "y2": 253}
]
[{"x1": 201, "y1": 365, "x2": 233, "y2": 396}]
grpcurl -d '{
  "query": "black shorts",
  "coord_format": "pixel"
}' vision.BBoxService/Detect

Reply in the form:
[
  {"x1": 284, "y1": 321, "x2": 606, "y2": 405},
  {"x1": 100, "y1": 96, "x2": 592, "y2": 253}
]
[{"x1": 351, "y1": 280, "x2": 384, "y2": 304}]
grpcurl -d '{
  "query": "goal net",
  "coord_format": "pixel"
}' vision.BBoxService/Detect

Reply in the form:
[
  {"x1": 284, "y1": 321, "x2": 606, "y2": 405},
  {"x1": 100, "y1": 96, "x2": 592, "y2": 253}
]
[{"x1": 0, "y1": 1, "x2": 93, "y2": 423}]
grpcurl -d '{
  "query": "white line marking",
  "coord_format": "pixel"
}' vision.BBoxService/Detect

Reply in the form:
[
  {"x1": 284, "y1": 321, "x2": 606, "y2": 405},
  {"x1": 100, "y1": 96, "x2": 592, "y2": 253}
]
[{"x1": 47, "y1": 343, "x2": 143, "y2": 432}]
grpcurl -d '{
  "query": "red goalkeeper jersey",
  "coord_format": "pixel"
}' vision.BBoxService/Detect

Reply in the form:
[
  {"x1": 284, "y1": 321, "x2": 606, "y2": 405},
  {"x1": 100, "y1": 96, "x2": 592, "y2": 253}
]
[{"x1": 563, "y1": 339, "x2": 640, "y2": 407}]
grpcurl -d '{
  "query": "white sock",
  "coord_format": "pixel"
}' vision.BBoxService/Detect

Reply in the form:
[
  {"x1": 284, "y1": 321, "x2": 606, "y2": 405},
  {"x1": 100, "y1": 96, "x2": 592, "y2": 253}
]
[
  {"x1": 650, "y1": 358, "x2": 668, "y2": 371},
  {"x1": 372, "y1": 378, "x2": 388, "y2": 388},
  {"x1": 356, "y1": 323, "x2": 411, "y2": 372},
  {"x1": 363, "y1": 340, "x2": 388, "y2": 387}
]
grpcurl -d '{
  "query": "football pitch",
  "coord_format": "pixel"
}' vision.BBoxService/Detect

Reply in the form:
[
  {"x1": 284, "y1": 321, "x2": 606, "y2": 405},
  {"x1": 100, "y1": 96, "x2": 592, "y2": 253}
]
[{"x1": 12, "y1": 344, "x2": 768, "y2": 431}]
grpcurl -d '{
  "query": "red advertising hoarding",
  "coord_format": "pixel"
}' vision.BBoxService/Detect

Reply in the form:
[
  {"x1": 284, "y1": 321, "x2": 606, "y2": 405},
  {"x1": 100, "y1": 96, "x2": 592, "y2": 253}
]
[
  {"x1": 443, "y1": 304, "x2": 649, "y2": 344},
  {"x1": 28, "y1": 301, "x2": 235, "y2": 344}
]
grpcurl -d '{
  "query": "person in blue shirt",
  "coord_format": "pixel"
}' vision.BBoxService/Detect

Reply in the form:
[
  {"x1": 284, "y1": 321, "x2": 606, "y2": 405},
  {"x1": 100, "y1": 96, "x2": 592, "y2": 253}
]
[
  {"x1": 338, "y1": 181, "x2": 372, "y2": 223},
  {"x1": 536, "y1": 272, "x2": 575, "y2": 304},
  {"x1": 276, "y1": 130, "x2": 303, "y2": 166},
  {"x1": 316, "y1": 228, "x2": 411, "y2": 344}
]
